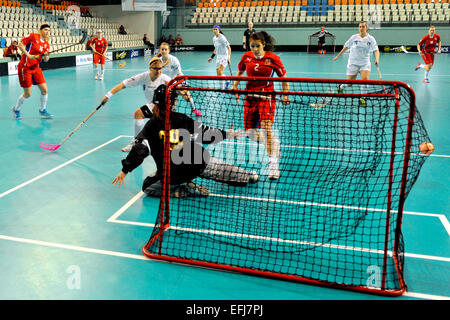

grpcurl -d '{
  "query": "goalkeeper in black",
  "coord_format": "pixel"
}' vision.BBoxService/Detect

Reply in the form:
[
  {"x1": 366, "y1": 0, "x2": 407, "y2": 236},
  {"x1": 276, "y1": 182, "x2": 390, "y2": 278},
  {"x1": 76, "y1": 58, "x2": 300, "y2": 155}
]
[
  {"x1": 312, "y1": 26, "x2": 334, "y2": 54},
  {"x1": 112, "y1": 84, "x2": 259, "y2": 197}
]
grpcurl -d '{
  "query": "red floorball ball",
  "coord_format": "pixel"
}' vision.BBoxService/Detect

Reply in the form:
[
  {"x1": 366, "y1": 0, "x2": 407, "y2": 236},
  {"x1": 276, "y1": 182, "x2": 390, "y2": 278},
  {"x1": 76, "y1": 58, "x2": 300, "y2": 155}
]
[{"x1": 419, "y1": 142, "x2": 434, "y2": 155}]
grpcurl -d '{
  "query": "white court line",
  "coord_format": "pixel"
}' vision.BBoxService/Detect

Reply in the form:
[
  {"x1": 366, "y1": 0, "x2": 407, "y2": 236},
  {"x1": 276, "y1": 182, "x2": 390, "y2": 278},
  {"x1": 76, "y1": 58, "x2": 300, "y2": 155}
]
[
  {"x1": 0, "y1": 135, "x2": 132, "y2": 199},
  {"x1": 107, "y1": 192, "x2": 450, "y2": 262},
  {"x1": 0, "y1": 233, "x2": 447, "y2": 300},
  {"x1": 224, "y1": 140, "x2": 450, "y2": 159}
]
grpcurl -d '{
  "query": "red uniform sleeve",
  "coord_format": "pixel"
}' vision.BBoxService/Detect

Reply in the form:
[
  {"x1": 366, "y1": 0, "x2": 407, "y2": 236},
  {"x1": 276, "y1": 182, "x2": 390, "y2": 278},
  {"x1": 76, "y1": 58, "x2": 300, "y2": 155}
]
[
  {"x1": 21, "y1": 33, "x2": 35, "y2": 46},
  {"x1": 238, "y1": 52, "x2": 249, "y2": 72},
  {"x1": 418, "y1": 35, "x2": 427, "y2": 47},
  {"x1": 269, "y1": 52, "x2": 286, "y2": 77}
]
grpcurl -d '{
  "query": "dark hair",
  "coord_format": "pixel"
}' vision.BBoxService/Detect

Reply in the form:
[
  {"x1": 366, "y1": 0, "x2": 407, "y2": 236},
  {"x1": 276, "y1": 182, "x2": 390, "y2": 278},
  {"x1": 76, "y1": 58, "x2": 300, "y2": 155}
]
[
  {"x1": 40, "y1": 24, "x2": 51, "y2": 30},
  {"x1": 250, "y1": 31, "x2": 275, "y2": 52}
]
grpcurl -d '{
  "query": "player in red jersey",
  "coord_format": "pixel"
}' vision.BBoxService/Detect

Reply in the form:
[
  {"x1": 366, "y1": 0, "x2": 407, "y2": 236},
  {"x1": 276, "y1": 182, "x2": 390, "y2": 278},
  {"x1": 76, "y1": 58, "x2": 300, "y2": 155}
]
[
  {"x1": 11, "y1": 24, "x2": 52, "y2": 120},
  {"x1": 414, "y1": 26, "x2": 441, "y2": 83},
  {"x1": 90, "y1": 29, "x2": 108, "y2": 80},
  {"x1": 231, "y1": 31, "x2": 290, "y2": 180}
]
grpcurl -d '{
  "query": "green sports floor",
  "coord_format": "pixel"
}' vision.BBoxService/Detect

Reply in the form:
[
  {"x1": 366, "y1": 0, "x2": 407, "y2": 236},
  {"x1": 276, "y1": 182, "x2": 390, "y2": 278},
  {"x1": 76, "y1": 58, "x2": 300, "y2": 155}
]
[{"x1": 0, "y1": 50, "x2": 449, "y2": 300}]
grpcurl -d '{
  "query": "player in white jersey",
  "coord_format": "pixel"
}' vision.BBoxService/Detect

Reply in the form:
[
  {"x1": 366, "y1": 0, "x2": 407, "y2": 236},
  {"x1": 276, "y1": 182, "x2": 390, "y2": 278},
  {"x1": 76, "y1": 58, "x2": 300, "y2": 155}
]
[
  {"x1": 208, "y1": 25, "x2": 231, "y2": 81},
  {"x1": 101, "y1": 57, "x2": 171, "y2": 151},
  {"x1": 333, "y1": 21, "x2": 379, "y2": 107},
  {"x1": 157, "y1": 42, "x2": 202, "y2": 116}
]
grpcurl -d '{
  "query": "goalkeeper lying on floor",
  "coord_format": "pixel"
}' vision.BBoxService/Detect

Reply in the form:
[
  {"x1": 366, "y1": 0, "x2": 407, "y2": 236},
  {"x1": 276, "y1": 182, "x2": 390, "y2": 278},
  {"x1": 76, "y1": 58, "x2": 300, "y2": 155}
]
[{"x1": 112, "y1": 84, "x2": 259, "y2": 197}]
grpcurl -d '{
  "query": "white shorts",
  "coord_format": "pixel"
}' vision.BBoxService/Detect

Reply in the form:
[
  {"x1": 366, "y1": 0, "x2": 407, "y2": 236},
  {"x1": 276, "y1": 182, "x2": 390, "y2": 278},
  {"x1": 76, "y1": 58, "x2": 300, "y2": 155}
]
[
  {"x1": 346, "y1": 63, "x2": 371, "y2": 76},
  {"x1": 216, "y1": 56, "x2": 228, "y2": 69}
]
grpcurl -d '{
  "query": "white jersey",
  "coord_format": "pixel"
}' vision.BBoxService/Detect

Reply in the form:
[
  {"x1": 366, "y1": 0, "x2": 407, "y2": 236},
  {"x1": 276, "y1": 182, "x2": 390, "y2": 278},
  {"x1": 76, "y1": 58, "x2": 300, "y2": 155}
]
[
  {"x1": 344, "y1": 34, "x2": 378, "y2": 66},
  {"x1": 213, "y1": 33, "x2": 230, "y2": 58},
  {"x1": 122, "y1": 72, "x2": 172, "y2": 106},
  {"x1": 161, "y1": 54, "x2": 182, "y2": 79}
]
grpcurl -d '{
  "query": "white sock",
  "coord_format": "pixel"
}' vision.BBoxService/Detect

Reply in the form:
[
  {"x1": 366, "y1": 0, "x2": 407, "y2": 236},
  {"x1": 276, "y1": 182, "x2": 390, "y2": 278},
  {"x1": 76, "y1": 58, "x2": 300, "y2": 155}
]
[
  {"x1": 269, "y1": 156, "x2": 278, "y2": 167},
  {"x1": 420, "y1": 64, "x2": 425, "y2": 68},
  {"x1": 134, "y1": 119, "x2": 146, "y2": 137},
  {"x1": 101, "y1": 68, "x2": 105, "y2": 77},
  {"x1": 40, "y1": 94, "x2": 48, "y2": 111},
  {"x1": 425, "y1": 71, "x2": 429, "y2": 79},
  {"x1": 189, "y1": 97, "x2": 196, "y2": 110},
  {"x1": 15, "y1": 95, "x2": 27, "y2": 111}
]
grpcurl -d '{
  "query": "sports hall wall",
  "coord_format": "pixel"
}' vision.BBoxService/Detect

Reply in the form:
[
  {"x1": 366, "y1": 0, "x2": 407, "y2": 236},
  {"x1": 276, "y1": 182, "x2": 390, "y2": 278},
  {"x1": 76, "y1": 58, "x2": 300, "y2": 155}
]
[
  {"x1": 160, "y1": 5, "x2": 449, "y2": 48},
  {"x1": 89, "y1": 5, "x2": 158, "y2": 44},
  {"x1": 162, "y1": 25, "x2": 450, "y2": 47}
]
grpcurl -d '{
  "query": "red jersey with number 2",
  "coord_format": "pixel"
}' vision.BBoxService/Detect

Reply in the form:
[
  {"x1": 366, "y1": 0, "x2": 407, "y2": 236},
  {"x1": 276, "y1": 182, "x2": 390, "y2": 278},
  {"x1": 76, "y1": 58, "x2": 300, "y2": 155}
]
[
  {"x1": 418, "y1": 34, "x2": 440, "y2": 53},
  {"x1": 92, "y1": 36, "x2": 108, "y2": 54},
  {"x1": 20, "y1": 33, "x2": 50, "y2": 69},
  {"x1": 237, "y1": 51, "x2": 286, "y2": 91}
]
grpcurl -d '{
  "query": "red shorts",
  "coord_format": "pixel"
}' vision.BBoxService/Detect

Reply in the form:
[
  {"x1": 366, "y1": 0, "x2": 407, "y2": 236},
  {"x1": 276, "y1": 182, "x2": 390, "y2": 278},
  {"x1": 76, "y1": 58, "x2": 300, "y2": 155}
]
[
  {"x1": 422, "y1": 52, "x2": 435, "y2": 65},
  {"x1": 243, "y1": 95, "x2": 276, "y2": 130},
  {"x1": 18, "y1": 63, "x2": 45, "y2": 88},
  {"x1": 93, "y1": 52, "x2": 106, "y2": 65}
]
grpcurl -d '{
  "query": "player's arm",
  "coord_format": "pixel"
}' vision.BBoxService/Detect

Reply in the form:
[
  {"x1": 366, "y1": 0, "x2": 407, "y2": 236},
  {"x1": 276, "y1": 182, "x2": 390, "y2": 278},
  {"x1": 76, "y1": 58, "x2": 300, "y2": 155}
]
[
  {"x1": 417, "y1": 37, "x2": 425, "y2": 56},
  {"x1": 242, "y1": 34, "x2": 246, "y2": 49},
  {"x1": 208, "y1": 49, "x2": 216, "y2": 63},
  {"x1": 333, "y1": 46, "x2": 348, "y2": 61},
  {"x1": 18, "y1": 40, "x2": 37, "y2": 60},
  {"x1": 113, "y1": 141, "x2": 150, "y2": 187},
  {"x1": 438, "y1": 38, "x2": 441, "y2": 54},
  {"x1": 227, "y1": 45, "x2": 231, "y2": 63},
  {"x1": 101, "y1": 82, "x2": 126, "y2": 104},
  {"x1": 280, "y1": 75, "x2": 290, "y2": 105},
  {"x1": 373, "y1": 49, "x2": 380, "y2": 65},
  {"x1": 104, "y1": 40, "x2": 108, "y2": 54}
]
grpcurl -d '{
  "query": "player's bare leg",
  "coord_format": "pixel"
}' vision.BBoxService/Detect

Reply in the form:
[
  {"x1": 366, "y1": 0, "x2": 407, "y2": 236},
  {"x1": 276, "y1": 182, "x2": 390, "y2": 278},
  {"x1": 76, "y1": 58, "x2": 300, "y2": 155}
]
[{"x1": 180, "y1": 89, "x2": 202, "y2": 117}]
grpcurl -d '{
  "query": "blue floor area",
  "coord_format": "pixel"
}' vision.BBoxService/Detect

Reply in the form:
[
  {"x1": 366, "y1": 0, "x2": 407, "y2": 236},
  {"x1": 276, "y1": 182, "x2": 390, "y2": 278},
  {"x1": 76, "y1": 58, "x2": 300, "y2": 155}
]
[{"x1": 0, "y1": 50, "x2": 449, "y2": 299}]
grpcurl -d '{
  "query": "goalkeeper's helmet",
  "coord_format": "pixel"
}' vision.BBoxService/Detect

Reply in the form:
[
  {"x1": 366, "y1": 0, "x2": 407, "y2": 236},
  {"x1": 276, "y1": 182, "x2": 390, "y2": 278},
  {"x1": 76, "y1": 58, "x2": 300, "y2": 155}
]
[{"x1": 153, "y1": 84, "x2": 178, "y2": 114}]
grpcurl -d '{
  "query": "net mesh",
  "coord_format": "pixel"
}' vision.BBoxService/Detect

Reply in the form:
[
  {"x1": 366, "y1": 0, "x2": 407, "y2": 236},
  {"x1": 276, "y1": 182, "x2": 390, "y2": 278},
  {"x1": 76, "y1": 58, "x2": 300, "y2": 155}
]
[{"x1": 143, "y1": 76, "x2": 431, "y2": 295}]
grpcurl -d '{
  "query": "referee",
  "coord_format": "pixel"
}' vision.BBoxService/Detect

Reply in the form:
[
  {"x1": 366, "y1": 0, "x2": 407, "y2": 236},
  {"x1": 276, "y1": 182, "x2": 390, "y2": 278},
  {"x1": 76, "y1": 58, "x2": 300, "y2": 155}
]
[{"x1": 243, "y1": 21, "x2": 256, "y2": 51}]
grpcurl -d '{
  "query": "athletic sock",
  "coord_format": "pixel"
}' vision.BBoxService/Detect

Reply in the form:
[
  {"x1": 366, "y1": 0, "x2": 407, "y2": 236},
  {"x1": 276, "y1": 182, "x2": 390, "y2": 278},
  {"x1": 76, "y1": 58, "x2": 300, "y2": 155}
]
[
  {"x1": 189, "y1": 97, "x2": 196, "y2": 110},
  {"x1": 134, "y1": 119, "x2": 146, "y2": 137},
  {"x1": 101, "y1": 68, "x2": 105, "y2": 77},
  {"x1": 14, "y1": 94, "x2": 27, "y2": 111},
  {"x1": 425, "y1": 71, "x2": 429, "y2": 79},
  {"x1": 40, "y1": 94, "x2": 48, "y2": 111}
]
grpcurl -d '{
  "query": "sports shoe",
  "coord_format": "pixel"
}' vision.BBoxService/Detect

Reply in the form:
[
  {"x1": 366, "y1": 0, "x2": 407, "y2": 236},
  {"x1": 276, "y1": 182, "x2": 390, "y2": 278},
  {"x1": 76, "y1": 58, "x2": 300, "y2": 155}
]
[
  {"x1": 249, "y1": 171, "x2": 259, "y2": 184},
  {"x1": 414, "y1": 62, "x2": 422, "y2": 71},
  {"x1": 268, "y1": 162, "x2": 280, "y2": 180},
  {"x1": 11, "y1": 107, "x2": 22, "y2": 120},
  {"x1": 39, "y1": 109, "x2": 53, "y2": 118},
  {"x1": 99, "y1": 76, "x2": 104, "y2": 81},
  {"x1": 423, "y1": 78, "x2": 430, "y2": 83},
  {"x1": 192, "y1": 108, "x2": 202, "y2": 117},
  {"x1": 337, "y1": 84, "x2": 344, "y2": 94},
  {"x1": 121, "y1": 141, "x2": 134, "y2": 152},
  {"x1": 174, "y1": 182, "x2": 210, "y2": 198},
  {"x1": 359, "y1": 98, "x2": 367, "y2": 107},
  {"x1": 95, "y1": 74, "x2": 98, "y2": 80}
]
